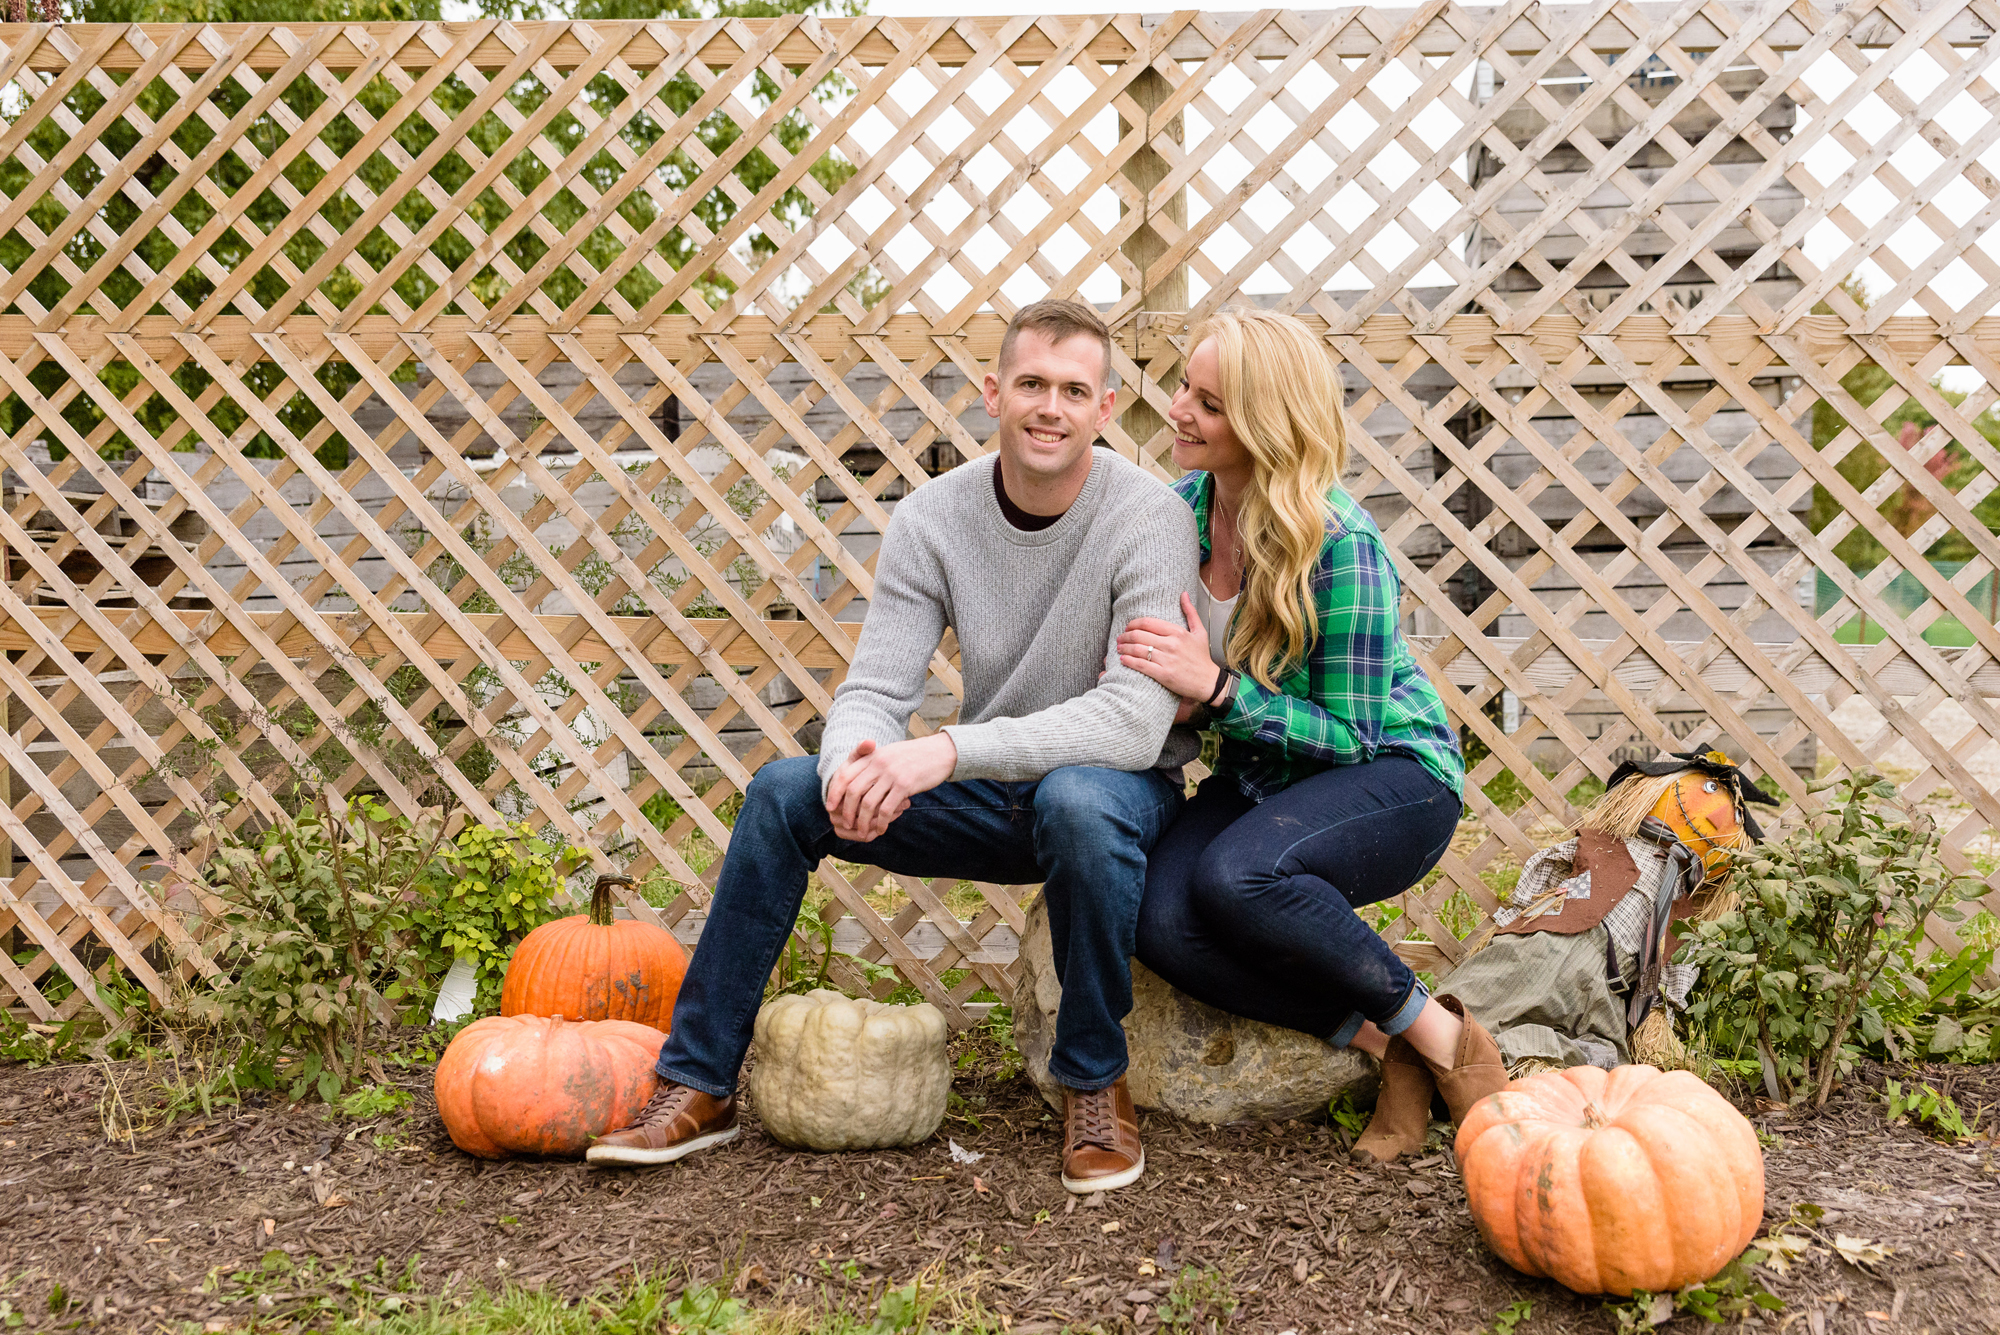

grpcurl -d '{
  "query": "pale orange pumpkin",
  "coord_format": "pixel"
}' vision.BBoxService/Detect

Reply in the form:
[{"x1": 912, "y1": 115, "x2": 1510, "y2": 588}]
[
  {"x1": 434, "y1": 1014, "x2": 665, "y2": 1159},
  {"x1": 1455, "y1": 1064, "x2": 1765, "y2": 1296},
  {"x1": 500, "y1": 874, "x2": 688, "y2": 1028}
]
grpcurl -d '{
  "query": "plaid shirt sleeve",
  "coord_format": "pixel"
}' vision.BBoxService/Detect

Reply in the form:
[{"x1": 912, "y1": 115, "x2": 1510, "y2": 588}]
[{"x1": 1213, "y1": 523, "x2": 1399, "y2": 767}]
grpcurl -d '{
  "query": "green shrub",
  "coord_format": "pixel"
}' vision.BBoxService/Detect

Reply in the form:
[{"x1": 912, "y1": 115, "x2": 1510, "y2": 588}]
[
  {"x1": 1604, "y1": 1252, "x2": 1781, "y2": 1332},
  {"x1": 185, "y1": 790, "x2": 454, "y2": 1102},
  {"x1": 768, "y1": 899, "x2": 902, "y2": 1001},
  {"x1": 1910, "y1": 989, "x2": 2000, "y2": 1063},
  {"x1": 333, "y1": 1084, "x2": 414, "y2": 1119},
  {"x1": 1681, "y1": 772, "x2": 1984, "y2": 1107},
  {"x1": 407, "y1": 820, "x2": 586, "y2": 1016},
  {"x1": 0, "y1": 1011, "x2": 89, "y2": 1065},
  {"x1": 176, "y1": 783, "x2": 599, "y2": 1099},
  {"x1": 1876, "y1": 937, "x2": 2000, "y2": 1063},
  {"x1": 1155, "y1": 1267, "x2": 1239, "y2": 1333}
]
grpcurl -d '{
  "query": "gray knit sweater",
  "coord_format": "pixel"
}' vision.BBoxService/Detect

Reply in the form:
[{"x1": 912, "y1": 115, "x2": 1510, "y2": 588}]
[{"x1": 816, "y1": 448, "x2": 1202, "y2": 792}]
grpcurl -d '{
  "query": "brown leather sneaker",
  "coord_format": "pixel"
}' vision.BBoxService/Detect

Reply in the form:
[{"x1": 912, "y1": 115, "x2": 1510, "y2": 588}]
[
  {"x1": 1060, "y1": 1076, "x2": 1144, "y2": 1194},
  {"x1": 585, "y1": 1082, "x2": 740, "y2": 1167}
]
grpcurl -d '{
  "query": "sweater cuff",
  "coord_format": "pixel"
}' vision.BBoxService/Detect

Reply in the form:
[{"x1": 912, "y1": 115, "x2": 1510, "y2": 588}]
[
  {"x1": 815, "y1": 746, "x2": 849, "y2": 803},
  {"x1": 940, "y1": 722, "x2": 1006, "y2": 781}
]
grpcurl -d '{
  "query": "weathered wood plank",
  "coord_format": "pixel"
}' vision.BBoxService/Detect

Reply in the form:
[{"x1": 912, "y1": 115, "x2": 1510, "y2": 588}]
[
  {"x1": 18, "y1": 7, "x2": 1994, "y2": 78},
  {"x1": 0, "y1": 607, "x2": 856, "y2": 670},
  {"x1": 12, "y1": 313, "x2": 2000, "y2": 370},
  {"x1": 1411, "y1": 635, "x2": 2000, "y2": 700}
]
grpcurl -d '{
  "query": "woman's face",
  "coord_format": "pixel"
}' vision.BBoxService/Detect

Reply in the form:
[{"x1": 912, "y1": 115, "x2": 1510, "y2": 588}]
[{"x1": 1169, "y1": 339, "x2": 1254, "y2": 480}]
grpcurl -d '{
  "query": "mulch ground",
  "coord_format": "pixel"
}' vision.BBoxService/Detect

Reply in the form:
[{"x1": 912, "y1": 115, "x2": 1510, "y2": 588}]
[{"x1": 2, "y1": 1036, "x2": 1999, "y2": 1334}]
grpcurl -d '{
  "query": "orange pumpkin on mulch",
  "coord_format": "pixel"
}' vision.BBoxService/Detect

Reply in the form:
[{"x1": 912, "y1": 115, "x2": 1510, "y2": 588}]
[
  {"x1": 501, "y1": 874, "x2": 688, "y2": 1029},
  {"x1": 435, "y1": 1014, "x2": 665, "y2": 1159},
  {"x1": 1455, "y1": 1064, "x2": 1765, "y2": 1296}
]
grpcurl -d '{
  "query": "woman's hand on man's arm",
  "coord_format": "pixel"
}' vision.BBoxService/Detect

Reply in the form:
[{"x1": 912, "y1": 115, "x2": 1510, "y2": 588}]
[{"x1": 1118, "y1": 591, "x2": 1219, "y2": 709}]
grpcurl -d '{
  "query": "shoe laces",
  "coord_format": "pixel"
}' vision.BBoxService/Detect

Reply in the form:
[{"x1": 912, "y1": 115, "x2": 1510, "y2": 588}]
[
  {"x1": 638, "y1": 1082, "x2": 701, "y2": 1125},
  {"x1": 1068, "y1": 1086, "x2": 1121, "y2": 1153}
]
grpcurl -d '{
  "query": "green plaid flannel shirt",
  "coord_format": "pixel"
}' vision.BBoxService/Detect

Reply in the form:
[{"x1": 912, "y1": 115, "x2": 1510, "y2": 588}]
[{"x1": 1173, "y1": 471, "x2": 1465, "y2": 802}]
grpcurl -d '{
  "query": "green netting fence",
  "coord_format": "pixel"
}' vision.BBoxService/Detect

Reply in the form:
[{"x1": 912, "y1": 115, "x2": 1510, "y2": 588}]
[{"x1": 1816, "y1": 562, "x2": 1996, "y2": 647}]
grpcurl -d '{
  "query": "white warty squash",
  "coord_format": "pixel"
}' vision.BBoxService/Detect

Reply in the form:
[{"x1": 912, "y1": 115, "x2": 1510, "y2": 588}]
[{"x1": 747, "y1": 988, "x2": 951, "y2": 1151}]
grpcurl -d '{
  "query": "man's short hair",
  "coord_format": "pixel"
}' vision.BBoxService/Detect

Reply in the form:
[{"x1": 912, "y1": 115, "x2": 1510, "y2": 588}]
[{"x1": 997, "y1": 299, "x2": 1114, "y2": 390}]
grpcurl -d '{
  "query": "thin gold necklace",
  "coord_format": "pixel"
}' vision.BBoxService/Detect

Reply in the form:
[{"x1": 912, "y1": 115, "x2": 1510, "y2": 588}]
[{"x1": 1211, "y1": 487, "x2": 1245, "y2": 590}]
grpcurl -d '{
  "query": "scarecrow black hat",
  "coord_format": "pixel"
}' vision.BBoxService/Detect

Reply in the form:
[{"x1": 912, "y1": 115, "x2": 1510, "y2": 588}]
[{"x1": 1605, "y1": 749, "x2": 1779, "y2": 841}]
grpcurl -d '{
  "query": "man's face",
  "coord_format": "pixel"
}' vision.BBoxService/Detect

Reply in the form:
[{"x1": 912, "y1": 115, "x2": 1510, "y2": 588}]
[{"x1": 981, "y1": 330, "x2": 1116, "y2": 488}]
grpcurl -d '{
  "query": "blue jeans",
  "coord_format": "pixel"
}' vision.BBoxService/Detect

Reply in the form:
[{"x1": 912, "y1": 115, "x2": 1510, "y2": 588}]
[
  {"x1": 658, "y1": 754, "x2": 1184, "y2": 1095},
  {"x1": 1135, "y1": 756, "x2": 1460, "y2": 1048}
]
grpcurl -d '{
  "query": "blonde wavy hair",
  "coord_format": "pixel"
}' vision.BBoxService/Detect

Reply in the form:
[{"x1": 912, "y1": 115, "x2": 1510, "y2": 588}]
[{"x1": 1191, "y1": 308, "x2": 1352, "y2": 688}]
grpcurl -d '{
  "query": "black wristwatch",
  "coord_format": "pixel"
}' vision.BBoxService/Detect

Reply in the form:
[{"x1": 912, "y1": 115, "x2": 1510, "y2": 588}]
[{"x1": 1193, "y1": 666, "x2": 1237, "y2": 726}]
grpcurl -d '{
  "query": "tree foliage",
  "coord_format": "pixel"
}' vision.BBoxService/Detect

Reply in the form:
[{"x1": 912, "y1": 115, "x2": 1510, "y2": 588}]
[
  {"x1": 8, "y1": 0, "x2": 856, "y2": 463},
  {"x1": 1809, "y1": 277, "x2": 2000, "y2": 571}
]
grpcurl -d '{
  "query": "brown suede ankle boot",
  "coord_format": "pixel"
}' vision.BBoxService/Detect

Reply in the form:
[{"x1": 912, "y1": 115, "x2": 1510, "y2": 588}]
[
  {"x1": 1350, "y1": 1035, "x2": 1435, "y2": 1165},
  {"x1": 1421, "y1": 995, "x2": 1509, "y2": 1123}
]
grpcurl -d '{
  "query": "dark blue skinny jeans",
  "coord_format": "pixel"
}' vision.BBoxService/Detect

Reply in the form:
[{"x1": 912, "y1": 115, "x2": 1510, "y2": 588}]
[
  {"x1": 1136, "y1": 755, "x2": 1459, "y2": 1047},
  {"x1": 657, "y1": 754, "x2": 1184, "y2": 1096}
]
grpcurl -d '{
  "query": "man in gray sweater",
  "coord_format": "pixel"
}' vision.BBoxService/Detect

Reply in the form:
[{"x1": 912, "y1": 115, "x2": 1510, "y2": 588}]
[{"x1": 590, "y1": 300, "x2": 1199, "y2": 1194}]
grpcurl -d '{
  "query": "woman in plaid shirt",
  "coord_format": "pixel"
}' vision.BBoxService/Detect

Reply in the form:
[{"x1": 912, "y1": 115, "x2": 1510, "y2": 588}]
[{"x1": 1117, "y1": 309, "x2": 1504, "y2": 1164}]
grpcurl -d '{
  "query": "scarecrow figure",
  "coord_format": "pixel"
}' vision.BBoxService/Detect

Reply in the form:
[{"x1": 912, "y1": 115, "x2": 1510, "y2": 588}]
[{"x1": 1443, "y1": 750, "x2": 1778, "y2": 1074}]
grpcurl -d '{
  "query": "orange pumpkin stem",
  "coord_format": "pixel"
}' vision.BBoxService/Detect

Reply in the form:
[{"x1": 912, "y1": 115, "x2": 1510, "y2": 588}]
[{"x1": 591, "y1": 874, "x2": 632, "y2": 927}]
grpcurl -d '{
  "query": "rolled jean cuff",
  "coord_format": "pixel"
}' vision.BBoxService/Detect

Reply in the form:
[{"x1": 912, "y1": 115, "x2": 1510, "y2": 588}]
[
  {"x1": 1048, "y1": 1058, "x2": 1128, "y2": 1094},
  {"x1": 1328, "y1": 1011, "x2": 1366, "y2": 1048},
  {"x1": 1376, "y1": 977, "x2": 1431, "y2": 1038},
  {"x1": 654, "y1": 1063, "x2": 735, "y2": 1099}
]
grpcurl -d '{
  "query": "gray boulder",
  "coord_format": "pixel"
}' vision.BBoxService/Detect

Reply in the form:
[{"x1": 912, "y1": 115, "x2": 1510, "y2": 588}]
[{"x1": 1011, "y1": 896, "x2": 1377, "y2": 1124}]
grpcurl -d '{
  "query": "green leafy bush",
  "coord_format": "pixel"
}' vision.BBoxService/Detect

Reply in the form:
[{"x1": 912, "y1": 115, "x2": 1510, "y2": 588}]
[
  {"x1": 1327, "y1": 1088, "x2": 1371, "y2": 1138},
  {"x1": 407, "y1": 820, "x2": 586, "y2": 1016},
  {"x1": 184, "y1": 791, "x2": 454, "y2": 1101},
  {"x1": 1681, "y1": 772, "x2": 1984, "y2": 1106},
  {"x1": 333, "y1": 1084, "x2": 415, "y2": 1119},
  {"x1": 1155, "y1": 1267, "x2": 1240, "y2": 1333},
  {"x1": 0, "y1": 953, "x2": 166, "y2": 1063},
  {"x1": 173, "y1": 785, "x2": 599, "y2": 1100},
  {"x1": 1879, "y1": 945, "x2": 2000, "y2": 1063},
  {"x1": 1605, "y1": 1252, "x2": 1781, "y2": 1331},
  {"x1": 0, "y1": 1011, "x2": 90, "y2": 1065}
]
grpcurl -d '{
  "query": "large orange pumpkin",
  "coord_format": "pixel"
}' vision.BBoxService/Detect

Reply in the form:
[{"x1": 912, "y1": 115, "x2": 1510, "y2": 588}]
[
  {"x1": 1455, "y1": 1064, "x2": 1764, "y2": 1296},
  {"x1": 435, "y1": 1014, "x2": 665, "y2": 1159},
  {"x1": 501, "y1": 874, "x2": 688, "y2": 1028}
]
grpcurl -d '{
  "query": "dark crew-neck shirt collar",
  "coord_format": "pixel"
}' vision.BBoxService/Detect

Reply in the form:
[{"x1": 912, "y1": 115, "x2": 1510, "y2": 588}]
[{"x1": 994, "y1": 460, "x2": 1066, "y2": 531}]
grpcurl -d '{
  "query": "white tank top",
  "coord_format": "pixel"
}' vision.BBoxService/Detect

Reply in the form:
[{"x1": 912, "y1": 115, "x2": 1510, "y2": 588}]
[{"x1": 1192, "y1": 578, "x2": 1238, "y2": 665}]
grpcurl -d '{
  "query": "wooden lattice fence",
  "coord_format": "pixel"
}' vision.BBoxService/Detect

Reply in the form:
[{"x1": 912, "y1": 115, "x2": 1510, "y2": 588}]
[{"x1": 3, "y1": 4, "x2": 2000, "y2": 1025}]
